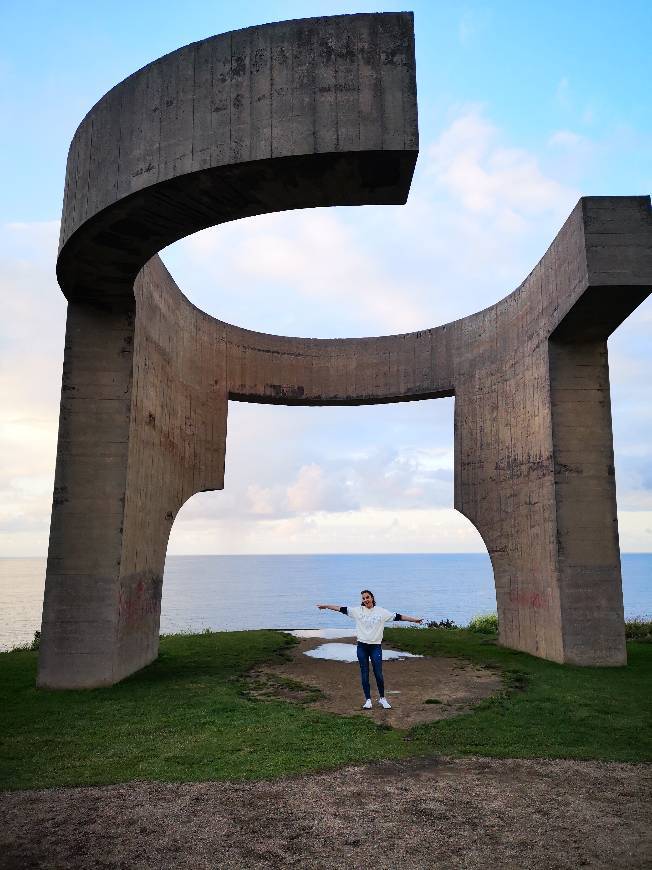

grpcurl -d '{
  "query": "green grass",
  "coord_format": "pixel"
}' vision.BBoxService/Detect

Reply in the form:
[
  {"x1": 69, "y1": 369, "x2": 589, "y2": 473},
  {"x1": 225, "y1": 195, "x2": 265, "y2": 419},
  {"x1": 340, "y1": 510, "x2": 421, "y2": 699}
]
[
  {"x1": 0, "y1": 631, "x2": 409, "y2": 791},
  {"x1": 386, "y1": 627, "x2": 652, "y2": 763},
  {"x1": 1, "y1": 628, "x2": 650, "y2": 791}
]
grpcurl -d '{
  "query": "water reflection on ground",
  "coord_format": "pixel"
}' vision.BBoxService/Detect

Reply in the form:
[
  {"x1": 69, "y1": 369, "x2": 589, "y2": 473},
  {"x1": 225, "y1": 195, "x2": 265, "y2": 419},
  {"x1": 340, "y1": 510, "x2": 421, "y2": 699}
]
[
  {"x1": 302, "y1": 642, "x2": 423, "y2": 663},
  {"x1": 289, "y1": 628, "x2": 423, "y2": 662}
]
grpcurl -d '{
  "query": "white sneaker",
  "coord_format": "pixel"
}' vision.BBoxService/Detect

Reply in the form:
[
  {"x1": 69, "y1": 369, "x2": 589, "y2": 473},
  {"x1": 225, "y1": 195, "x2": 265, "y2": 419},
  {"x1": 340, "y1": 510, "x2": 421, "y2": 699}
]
[
  {"x1": 362, "y1": 699, "x2": 372, "y2": 709},
  {"x1": 378, "y1": 697, "x2": 392, "y2": 709}
]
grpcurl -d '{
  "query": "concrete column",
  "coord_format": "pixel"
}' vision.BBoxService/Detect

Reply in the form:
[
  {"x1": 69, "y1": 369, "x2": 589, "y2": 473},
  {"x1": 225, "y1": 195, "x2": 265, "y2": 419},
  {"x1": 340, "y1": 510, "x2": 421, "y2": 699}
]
[
  {"x1": 38, "y1": 301, "x2": 136, "y2": 687},
  {"x1": 39, "y1": 260, "x2": 228, "y2": 688},
  {"x1": 454, "y1": 347, "x2": 565, "y2": 664},
  {"x1": 549, "y1": 338, "x2": 625, "y2": 664}
]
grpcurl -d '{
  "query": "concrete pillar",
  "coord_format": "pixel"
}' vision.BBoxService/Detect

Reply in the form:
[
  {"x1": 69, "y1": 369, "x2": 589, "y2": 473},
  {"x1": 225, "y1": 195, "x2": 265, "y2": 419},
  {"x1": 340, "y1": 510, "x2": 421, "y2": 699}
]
[
  {"x1": 39, "y1": 261, "x2": 228, "y2": 688},
  {"x1": 39, "y1": 302, "x2": 137, "y2": 687}
]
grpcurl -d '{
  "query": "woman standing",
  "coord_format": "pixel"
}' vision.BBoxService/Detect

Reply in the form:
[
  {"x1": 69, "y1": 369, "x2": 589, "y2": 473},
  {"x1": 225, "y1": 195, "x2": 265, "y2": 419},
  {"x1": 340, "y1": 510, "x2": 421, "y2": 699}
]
[{"x1": 316, "y1": 590, "x2": 422, "y2": 709}]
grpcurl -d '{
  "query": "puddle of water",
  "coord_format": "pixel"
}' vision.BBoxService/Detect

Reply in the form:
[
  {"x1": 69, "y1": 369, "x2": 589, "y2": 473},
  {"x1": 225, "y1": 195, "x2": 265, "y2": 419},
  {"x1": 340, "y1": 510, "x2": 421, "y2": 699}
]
[
  {"x1": 303, "y1": 642, "x2": 423, "y2": 663},
  {"x1": 288, "y1": 628, "x2": 356, "y2": 639}
]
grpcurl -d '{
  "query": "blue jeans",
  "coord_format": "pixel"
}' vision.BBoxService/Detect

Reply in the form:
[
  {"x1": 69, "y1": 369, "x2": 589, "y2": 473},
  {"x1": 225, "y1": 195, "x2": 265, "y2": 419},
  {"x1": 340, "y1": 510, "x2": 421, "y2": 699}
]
[{"x1": 357, "y1": 642, "x2": 384, "y2": 699}]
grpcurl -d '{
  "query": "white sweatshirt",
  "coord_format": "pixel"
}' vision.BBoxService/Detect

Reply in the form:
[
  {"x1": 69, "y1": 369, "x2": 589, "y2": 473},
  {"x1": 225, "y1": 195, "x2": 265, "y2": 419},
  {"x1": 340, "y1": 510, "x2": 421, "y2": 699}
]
[{"x1": 343, "y1": 605, "x2": 399, "y2": 644}]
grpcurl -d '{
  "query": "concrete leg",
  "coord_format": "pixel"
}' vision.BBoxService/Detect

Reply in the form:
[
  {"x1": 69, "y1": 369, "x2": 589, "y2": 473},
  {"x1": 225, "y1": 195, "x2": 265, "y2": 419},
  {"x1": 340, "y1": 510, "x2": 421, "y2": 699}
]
[
  {"x1": 549, "y1": 338, "x2": 626, "y2": 665},
  {"x1": 38, "y1": 261, "x2": 228, "y2": 688},
  {"x1": 455, "y1": 334, "x2": 627, "y2": 665},
  {"x1": 38, "y1": 301, "x2": 137, "y2": 688},
  {"x1": 454, "y1": 340, "x2": 565, "y2": 663}
]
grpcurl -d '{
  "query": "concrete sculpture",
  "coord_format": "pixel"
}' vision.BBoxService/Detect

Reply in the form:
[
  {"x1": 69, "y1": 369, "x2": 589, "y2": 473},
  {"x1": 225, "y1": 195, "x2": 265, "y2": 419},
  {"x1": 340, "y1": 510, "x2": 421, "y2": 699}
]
[{"x1": 38, "y1": 12, "x2": 651, "y2": 688}]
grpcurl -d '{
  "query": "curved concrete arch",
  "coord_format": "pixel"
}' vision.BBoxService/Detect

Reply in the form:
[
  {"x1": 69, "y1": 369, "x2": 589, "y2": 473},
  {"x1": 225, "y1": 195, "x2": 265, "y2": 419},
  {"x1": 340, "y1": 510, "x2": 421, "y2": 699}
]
[
  {"x1": 39, "y1": 12, "x2": 652, "y2": 688},
  {"x1": 57, "y1": 12, "x2": 417, "y2": 302}
]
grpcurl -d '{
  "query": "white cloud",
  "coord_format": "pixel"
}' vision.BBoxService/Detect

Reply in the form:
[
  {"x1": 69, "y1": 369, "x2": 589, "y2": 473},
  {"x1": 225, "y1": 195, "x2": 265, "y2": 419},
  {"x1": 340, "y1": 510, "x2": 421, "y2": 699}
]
[
  {"x1": 166, "y1": 208, "x2": 427, "y2": 336},
  {"x1": 0, "y1": 222, "x2": 65, "y2": 556},
  {"x1": 427, "y1": 108, "x2": 576, "y2": 225},
  {"x1": 617, "y1": 511, "x2": 652, "y2": 552},
  {"x1": 548, "y1": 130, "x2": 586, "y2": 148},
  {"x1": 246, "y1": 484, "x2": 277, "y2": 516},
  {"x1": 167, "y1": 504, "x2": 487, "y2": 555},
  {"x1": 556, "y1": 77, "x2": 571, "y2": 109},
  {"x1": 609, "y1": 308, "x2": 652, "y2": 520},
  {"x1": 286, "y1": 463, "x2": 357, "y2": 514}
]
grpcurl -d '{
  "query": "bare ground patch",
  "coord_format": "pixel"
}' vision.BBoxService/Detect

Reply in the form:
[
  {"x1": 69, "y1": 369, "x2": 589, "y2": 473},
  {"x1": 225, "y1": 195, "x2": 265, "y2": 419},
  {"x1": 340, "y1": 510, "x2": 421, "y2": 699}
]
[
  {"x1": 245, "y1": 635, "x2": 503, "y2": 729},
  {"x1": 1, "y1": 757, "x2": 650, "y2": 869}
]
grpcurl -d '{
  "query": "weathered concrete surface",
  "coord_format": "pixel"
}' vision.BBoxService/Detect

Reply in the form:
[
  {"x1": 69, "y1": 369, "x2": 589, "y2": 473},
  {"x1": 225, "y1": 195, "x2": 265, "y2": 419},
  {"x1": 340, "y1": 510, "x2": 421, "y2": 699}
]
[
  {"x1": 56, "y1": 13, "x2": 418, "y2": 302},
  {"x1": 39, "y1": 12, "x2": 652, "y2": 688}
]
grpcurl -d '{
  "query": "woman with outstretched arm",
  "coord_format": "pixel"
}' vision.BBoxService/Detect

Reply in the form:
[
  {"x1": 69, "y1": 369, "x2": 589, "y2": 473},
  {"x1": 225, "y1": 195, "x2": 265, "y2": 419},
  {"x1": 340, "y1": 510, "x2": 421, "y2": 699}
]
[{"x1": 316, "y1": 589, "x2": 422, "y2": 710}]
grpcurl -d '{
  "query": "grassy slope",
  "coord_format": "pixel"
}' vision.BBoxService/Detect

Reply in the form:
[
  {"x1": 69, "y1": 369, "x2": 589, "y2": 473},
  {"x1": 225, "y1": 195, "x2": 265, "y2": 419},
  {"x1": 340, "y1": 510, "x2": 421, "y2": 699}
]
[
  {"x1": 1, "y1": 629, "x2": 649, "y2": 791},
  {"x1": 386, "y1": 628, "x2": 652, "y2": 762}
]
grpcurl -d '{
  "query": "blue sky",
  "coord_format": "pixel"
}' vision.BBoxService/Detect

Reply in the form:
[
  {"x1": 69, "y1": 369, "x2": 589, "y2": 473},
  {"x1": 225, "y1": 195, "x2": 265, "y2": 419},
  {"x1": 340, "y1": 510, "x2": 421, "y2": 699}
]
[{"x1": 1, "y1": 1, "x2": 650, "y2": 555}]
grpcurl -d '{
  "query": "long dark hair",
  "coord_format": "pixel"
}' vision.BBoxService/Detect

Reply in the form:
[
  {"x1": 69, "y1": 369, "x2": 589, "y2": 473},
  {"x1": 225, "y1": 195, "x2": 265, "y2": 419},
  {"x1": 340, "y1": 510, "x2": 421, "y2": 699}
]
[{"x1": 360, "y1": 589, "x2": 376, "y2": 606}]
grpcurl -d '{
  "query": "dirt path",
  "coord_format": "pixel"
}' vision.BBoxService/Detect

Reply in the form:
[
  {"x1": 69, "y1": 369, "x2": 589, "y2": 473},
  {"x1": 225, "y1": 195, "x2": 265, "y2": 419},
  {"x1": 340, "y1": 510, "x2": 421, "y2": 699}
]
[
  {"x1": 2, "y1": 757, "x2": 650, "y2": 869},
  {"x1": 249, "y1": 635, "x2": 503, "y2": 728}
]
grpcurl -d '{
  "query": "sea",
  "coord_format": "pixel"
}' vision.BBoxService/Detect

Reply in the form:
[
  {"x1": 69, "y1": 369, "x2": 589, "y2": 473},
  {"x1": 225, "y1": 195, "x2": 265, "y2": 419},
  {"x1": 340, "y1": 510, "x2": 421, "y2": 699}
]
[{"x1": 1, "y1": 553, "x2": 650, "y2": 652}]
